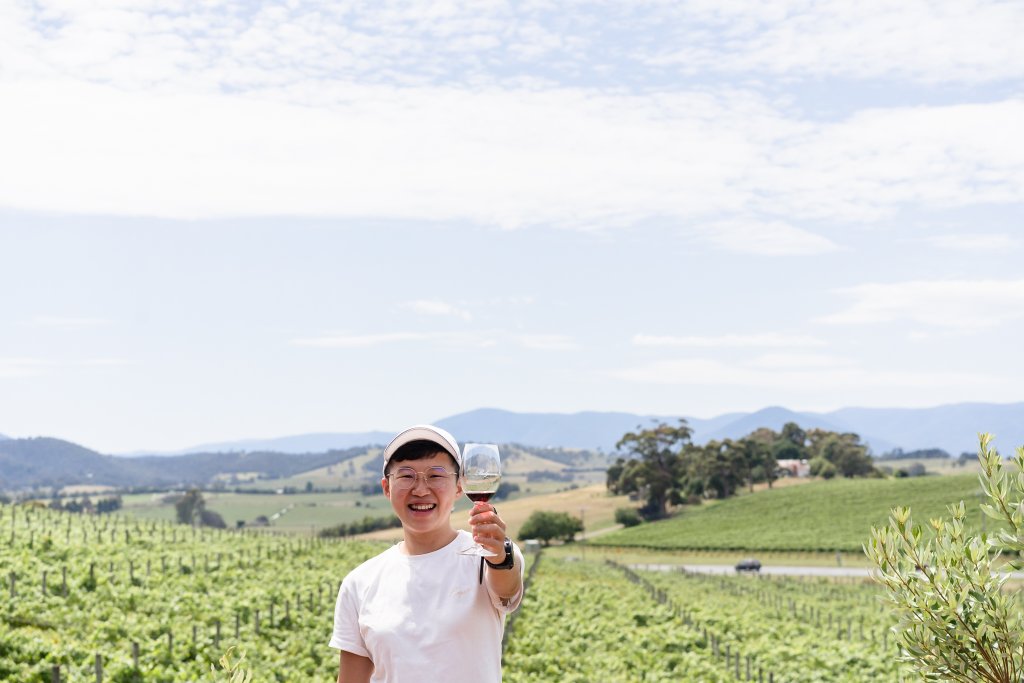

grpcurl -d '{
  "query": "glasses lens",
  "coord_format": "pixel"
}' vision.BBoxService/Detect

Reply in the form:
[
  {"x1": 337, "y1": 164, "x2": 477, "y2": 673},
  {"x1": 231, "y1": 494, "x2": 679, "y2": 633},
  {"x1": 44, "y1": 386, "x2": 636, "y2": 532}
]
[{"x1": 391, "y1": 467, "x2": 453, "y2": 490}]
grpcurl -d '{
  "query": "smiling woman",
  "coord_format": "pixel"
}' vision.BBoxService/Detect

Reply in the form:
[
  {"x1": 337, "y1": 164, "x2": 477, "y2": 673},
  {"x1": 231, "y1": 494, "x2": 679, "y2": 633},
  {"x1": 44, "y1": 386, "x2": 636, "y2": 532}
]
[{"x1": 329, "y1": 424, "x2": 526, "y2": 683}]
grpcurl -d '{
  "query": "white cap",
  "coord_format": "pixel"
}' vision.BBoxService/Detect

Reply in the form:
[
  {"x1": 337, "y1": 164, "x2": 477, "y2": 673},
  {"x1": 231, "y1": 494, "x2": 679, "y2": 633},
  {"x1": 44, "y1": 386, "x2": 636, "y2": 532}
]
[{"x1": 381, "y1": 424, "x2": 461, "y2": 474}]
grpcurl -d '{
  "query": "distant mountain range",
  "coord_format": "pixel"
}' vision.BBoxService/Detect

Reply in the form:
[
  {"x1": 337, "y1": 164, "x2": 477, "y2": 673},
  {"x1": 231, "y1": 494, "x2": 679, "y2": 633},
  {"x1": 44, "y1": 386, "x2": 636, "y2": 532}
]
[
  {"x1": 3, "y1": 402, "x2": 1022, "y2": 491},
  {"x1": 163, "y1": 403, "x2": 1024, "y2": 458},
  {"x1": 0, "y1": 437, "x2": 369, "y2": 491}
]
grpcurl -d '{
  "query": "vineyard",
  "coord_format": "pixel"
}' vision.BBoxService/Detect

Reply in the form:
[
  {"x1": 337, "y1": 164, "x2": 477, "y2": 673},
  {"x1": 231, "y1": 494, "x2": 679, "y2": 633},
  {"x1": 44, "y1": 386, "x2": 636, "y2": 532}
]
[
  {"x1": 0, "y1": 503, "x2": 384, "y2": 682},
  {"x1": 504, "y1": 556, "x2": 907, "y2": 683},
  {"x1": 592, "y1": 473, "x2": 984, "y2": 552},
  {"x1": 2, "y1": 502, "x2": 914, "y2": 682}
]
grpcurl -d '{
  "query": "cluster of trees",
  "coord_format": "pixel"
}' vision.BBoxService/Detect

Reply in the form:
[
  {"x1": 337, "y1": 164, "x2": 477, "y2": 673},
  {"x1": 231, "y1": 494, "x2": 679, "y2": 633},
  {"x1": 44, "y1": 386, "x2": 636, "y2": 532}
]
[
  {"x1": 606, "y1": 420, "x2": 877, "y2": 520},
  {"x1": 319, "y1": 515, "x2": 403, "y2": 538},
  {"x1": 174, "y1": 488, "x2": 227, "y2": 528},
  {"x1": 878, "y1": 447, "x2": 951, "y2": 460},
  {"x1": 48, "y1": 495, "x2": 123, "y2": 514}
]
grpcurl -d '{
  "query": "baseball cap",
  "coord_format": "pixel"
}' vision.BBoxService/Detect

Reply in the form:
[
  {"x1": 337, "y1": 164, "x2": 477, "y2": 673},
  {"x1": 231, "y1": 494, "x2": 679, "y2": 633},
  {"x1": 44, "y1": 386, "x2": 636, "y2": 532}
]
[{"x1": 381, "y1": 424, "x2": 462, "y2": 474}]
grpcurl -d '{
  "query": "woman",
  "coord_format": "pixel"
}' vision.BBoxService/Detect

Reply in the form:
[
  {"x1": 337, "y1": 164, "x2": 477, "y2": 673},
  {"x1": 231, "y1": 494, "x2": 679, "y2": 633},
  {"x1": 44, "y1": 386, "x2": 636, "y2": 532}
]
[{"x1": 330, "y1": 424, "x2": 525, "y2": 683}]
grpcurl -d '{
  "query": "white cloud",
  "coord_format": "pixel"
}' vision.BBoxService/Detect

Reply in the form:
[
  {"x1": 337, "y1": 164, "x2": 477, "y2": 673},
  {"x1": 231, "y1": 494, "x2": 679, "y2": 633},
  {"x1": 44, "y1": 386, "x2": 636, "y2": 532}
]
[
  {"x1": 0, "y1": 358, "x2": 52, "y2": 378},
  {"x1": 922, "y1": 233, "x2": 1022, "y2": 251},
  {"x1": 2, "y1": 3, "x2": 1020, "y2": 239},
  {"x1": 517, "y1": 334, "x2": 578, "y2": 351},
  {"x1": 290, "y1": 331, "x2": 496, "y2": 348},
  {"x1": 647, "y1": 0, "x2": 1024, "y2": 83},
  {"x1": 696, "y1": 219, "x2": 840, "y2": 255},
  {"x1": 755, "y1": 101, "x2": 1024, "y2": 223},
  {"x1": 2, "y1": 79, "x2": 1018, "y2": 241},
  {"x1": 746, "y1": 353, "x2": 852, "y2": 370},
  {"x1": 402, "y1": 299, "x2": 472, "y2": 320},
  {"x1": 633, "y1": 333, "x2": 826, "y2": 348},
  {"x1": 820, "y1": 279, "x2": 1024, "y2": 328},
  {"x1": 290, "y1": 332, "x2": 436, "y2": 348}
]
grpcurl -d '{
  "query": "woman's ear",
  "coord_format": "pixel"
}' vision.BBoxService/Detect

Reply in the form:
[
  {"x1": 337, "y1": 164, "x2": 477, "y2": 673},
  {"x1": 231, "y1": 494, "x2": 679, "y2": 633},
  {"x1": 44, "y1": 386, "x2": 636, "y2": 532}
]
[{"x1": 381, "y1": 476, "x2": 391, "y2": 499}]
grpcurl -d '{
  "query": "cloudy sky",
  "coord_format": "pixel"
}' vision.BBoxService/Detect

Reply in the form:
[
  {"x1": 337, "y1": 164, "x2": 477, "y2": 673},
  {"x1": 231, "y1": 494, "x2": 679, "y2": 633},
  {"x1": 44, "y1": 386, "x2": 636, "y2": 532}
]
[{"x1": 1, "y1": 0, "x2": 1022, "y2": 453}]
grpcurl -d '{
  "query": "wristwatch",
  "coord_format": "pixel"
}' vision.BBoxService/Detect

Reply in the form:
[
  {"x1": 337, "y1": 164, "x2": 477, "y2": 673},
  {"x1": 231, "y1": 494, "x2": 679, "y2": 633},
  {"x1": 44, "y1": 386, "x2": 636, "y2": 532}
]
[{"x1": 485, "y1": 538, "x2": 515, "y2": 570}]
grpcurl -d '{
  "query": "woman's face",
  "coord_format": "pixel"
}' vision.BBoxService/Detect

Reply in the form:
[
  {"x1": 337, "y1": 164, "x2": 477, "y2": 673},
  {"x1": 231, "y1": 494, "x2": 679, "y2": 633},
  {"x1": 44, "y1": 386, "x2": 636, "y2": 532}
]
[{"x1": 382, "y1": 451, "x2": 462, "y2": 536}]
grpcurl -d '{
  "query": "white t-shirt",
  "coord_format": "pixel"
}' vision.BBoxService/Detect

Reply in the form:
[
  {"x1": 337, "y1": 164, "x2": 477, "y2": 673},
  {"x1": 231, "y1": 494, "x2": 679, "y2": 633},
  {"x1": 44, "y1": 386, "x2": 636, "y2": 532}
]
[{"x1": 330, "y1": 529, "x2": 525, "y2": 683}]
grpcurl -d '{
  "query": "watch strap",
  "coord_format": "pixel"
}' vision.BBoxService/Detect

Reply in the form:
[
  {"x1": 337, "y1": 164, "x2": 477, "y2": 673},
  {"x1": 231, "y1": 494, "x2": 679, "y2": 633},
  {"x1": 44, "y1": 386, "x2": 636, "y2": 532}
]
[{"x1": 484, "y1": 538, "x2": 515, "y2": 570}]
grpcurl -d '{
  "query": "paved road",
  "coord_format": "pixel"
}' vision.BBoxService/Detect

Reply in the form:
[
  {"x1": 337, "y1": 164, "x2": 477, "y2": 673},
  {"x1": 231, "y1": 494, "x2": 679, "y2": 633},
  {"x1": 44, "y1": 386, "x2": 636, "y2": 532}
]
[
  {"x1": 632, "y1": 563, "x2": 874, "y2": 577},
  {"x1": 632, "y1": 563, "x2": 1024, "y2": 579}
]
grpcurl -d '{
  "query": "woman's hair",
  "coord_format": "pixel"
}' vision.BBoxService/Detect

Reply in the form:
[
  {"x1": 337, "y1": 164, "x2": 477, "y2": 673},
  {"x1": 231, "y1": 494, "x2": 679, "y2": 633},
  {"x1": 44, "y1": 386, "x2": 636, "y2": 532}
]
[{"x1": 385, "y1": 439, "x2": 460, "y2": 476}]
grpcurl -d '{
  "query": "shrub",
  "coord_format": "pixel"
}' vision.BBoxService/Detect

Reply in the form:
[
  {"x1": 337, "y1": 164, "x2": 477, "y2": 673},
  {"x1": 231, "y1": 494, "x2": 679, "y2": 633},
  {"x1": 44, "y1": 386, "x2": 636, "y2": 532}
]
[
  {"x1": 866, "y1": 433, "x2": 1024, "y2": 682},
  {"x1": 517, "y1": 510, "x2": 583, "y2": 546},
  {"x1": 614, "y1": 507, "x2": 643, "y2": 528}
]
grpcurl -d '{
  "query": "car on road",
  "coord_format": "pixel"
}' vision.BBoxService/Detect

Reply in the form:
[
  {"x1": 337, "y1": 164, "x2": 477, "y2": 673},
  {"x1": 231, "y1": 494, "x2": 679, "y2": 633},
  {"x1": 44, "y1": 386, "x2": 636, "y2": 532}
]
[{"x1": 735, "y1": 558, "x2": 761, "y2": 572}]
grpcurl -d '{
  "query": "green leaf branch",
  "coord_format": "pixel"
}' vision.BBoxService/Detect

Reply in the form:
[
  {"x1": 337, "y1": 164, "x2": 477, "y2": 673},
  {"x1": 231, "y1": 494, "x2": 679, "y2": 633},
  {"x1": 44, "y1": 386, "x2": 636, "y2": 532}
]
[{"x1": 865, "y1": 433, "x2": 1024, "y2": 682}]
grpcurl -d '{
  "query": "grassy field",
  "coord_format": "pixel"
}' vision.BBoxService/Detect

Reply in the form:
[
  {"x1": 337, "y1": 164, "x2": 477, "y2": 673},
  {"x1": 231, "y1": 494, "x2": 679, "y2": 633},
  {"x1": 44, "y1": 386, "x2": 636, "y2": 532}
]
[
  {"x1": 591, "y1": 473, "x2": 990, "y2": 553},
  {"x1": 118, "y1": 479, "x2": 626, "y2": 536},
  {"x1": 360, "y1": 483, "x2": 632, "y2": 542},
  {"x1": 120, "y1": 490, "x2": 396, "y2": 531}
]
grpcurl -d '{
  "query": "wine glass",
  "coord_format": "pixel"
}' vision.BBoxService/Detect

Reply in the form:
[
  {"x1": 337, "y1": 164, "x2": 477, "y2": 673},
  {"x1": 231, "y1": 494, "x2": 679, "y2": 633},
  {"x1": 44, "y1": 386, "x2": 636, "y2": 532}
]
[{"x1": 459, "y1": 443, "x2": 502, "y2": 557}]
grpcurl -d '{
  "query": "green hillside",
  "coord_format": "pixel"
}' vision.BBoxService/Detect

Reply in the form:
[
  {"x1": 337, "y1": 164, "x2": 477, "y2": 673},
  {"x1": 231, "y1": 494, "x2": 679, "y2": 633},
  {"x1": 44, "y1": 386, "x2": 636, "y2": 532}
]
[{"x1": 592, "y1": 474, "x2": 990, "y2": 552}]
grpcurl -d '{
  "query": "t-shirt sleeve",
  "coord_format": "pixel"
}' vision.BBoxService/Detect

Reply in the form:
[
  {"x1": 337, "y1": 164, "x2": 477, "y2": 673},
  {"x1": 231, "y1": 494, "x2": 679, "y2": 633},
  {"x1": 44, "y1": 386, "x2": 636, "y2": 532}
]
[
  {"x1": 485, "y1": 543, "x2": 527, "y2": 615},
  {"x1": 329, "y1": 576, "x2": 370, "y2": 656}
]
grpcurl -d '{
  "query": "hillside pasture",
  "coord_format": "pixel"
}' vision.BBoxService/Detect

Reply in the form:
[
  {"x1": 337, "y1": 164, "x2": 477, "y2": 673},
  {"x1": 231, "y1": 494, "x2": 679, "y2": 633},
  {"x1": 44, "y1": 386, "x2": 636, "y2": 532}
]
[
  {"x1": 120, "y1": 491, "x2": 397, "y2": 531},
  {"x1": 360, "y1": 484, "x2": 632, "y2": 542},
  {"x1": 592, "y1": 473, "x2": 987, "y2": 553}
]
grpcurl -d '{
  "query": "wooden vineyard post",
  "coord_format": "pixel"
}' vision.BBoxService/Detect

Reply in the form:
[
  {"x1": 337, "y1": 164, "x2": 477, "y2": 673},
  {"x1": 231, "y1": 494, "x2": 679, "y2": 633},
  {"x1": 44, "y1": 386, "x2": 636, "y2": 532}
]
[
  {"x1": 9, "y1": 572, "x2": 14, "y2": 599},
  {"x1": 215, "y1": 619, "x2": 221, "y2": 648},
  {"x1": 51, "y1": 665, "x2": 60, "y2": 683},
  {"x1": 95, "y1": 654, "x2": 102, "y2": 683},
  {"x1": 132, "y1": 642, "x2": 139, "y2": 669}
]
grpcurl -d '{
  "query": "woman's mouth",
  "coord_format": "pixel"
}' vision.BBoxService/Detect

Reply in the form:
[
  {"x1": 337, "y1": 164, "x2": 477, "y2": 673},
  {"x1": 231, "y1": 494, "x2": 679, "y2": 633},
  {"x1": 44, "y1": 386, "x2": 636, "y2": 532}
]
[{"x1": 409, "y1": 503, "x2": 436, "y2": 512}]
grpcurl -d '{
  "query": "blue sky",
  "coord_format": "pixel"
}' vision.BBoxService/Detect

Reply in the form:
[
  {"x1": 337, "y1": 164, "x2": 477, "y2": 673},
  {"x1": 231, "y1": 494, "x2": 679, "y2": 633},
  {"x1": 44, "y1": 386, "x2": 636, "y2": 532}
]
[{"x1": 1, "y1": 0, "x2": 1022, "y2": 453}]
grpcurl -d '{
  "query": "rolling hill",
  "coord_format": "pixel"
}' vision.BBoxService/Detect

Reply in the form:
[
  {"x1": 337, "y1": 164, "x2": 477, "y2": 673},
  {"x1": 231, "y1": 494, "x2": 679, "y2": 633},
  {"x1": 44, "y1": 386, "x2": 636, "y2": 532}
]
[
  {"x1": 127, "y1": 402, "x2": 1024, "y2": 457},
  {"x1": 0, "y1": 437, "x2": 369, "y2": 490},
  {"x1": 591, "y1": 473, "x2": 986, "y2": 553}
]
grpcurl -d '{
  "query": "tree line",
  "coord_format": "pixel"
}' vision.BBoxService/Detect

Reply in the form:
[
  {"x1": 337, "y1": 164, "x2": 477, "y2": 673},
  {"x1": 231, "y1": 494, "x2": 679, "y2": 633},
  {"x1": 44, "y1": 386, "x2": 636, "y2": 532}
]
[{"x1": 606, "y1": 419, "x2": 877, "y2": 520}]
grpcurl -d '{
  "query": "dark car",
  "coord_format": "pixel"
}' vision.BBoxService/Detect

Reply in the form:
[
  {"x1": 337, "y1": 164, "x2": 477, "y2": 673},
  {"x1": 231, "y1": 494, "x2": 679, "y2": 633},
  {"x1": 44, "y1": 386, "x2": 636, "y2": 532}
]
[{"x1": 735, "y1": 558, "x2": 761, "y2": 572}]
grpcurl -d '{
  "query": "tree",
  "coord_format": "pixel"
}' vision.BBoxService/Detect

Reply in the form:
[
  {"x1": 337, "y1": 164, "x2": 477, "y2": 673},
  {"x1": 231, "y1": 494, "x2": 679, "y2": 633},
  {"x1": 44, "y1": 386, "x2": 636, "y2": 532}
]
[
  {"x1": 812, "y1": 432, "x2": 876, "y2": 477},
  {"x1": 517, "y1": 510, "x2": 583, "y2": 546},
  {"x1": 741, "y1": 437, "x2": 778, "y2": 491},
  {"x1": 172, "y1": 491, "x2": 225, "y2": 527},
  {"x1": 609, "y1": 420, "x2": 692, "y2": 519},
  {"x1": 694, "y1": 440, "x2": 749, "y2": 499},
  {"x1": 865, "y1": 434, "x2": 1024, "y2": 682},
  {"x1": 780, "y1": 422, "x2": 807, "y2": 448},
  {"x1": 176, "y1": 488, "x2": 208, "y2": 526}
]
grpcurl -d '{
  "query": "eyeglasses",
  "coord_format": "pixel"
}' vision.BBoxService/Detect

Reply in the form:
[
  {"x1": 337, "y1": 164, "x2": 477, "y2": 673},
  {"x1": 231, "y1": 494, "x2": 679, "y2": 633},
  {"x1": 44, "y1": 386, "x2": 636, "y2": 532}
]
[{"x1": 388, "y1": 466, "x2": 457, "y2": 491}]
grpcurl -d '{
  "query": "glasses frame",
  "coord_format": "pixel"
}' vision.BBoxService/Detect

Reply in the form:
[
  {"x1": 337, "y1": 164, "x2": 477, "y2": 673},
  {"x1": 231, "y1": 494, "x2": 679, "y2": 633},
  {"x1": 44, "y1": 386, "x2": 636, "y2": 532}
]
[{"x1": 387, "y1": 465, "x2": 458, "y2": 491}]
